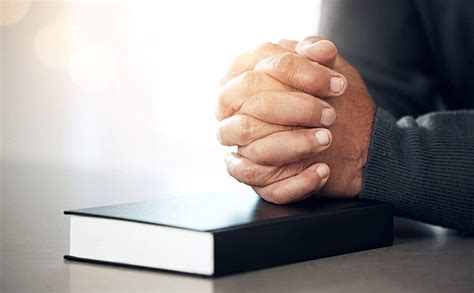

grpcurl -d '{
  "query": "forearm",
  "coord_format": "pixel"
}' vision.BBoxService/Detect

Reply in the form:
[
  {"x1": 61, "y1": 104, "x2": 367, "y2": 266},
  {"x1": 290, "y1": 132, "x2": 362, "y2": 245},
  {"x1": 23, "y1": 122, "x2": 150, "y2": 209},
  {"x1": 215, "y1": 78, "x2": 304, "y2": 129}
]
[{"x1": 361, "y1": 108, "x2": 474, "y2": 232}]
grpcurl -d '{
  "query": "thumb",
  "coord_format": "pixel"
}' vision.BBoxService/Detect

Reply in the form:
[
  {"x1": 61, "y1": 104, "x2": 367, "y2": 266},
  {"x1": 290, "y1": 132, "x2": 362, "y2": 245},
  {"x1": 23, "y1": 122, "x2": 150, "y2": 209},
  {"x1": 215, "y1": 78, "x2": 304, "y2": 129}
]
[{"x1": 295, "y1": 36, "x2": 338, "y2": 68}]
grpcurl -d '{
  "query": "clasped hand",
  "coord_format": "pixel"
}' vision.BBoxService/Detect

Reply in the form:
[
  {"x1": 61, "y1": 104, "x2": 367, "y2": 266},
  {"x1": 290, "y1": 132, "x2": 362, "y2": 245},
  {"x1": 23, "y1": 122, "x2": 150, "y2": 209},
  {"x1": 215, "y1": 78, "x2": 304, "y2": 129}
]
[{"x1": 216, "y1": 37, "x2": 376, "y2": 204}]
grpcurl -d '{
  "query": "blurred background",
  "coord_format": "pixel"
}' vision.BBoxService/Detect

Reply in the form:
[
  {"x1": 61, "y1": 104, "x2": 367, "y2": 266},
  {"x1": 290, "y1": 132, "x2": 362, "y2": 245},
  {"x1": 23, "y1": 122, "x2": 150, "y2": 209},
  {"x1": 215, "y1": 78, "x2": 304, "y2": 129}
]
[
  {"x1": 3, "y1": 3, "x2": 471, "y2": 293},
  {"x1": 1, "y1": 0, "x2": 321, "y2": 198},
  {"x1": 1, "y1": 2, "x2": 321, "y2": 289}
]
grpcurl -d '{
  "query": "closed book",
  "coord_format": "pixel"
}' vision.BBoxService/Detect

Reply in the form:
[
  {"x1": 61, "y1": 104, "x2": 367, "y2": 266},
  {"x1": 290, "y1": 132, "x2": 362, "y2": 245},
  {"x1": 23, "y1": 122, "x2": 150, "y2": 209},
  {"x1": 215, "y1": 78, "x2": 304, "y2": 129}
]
[{"x1": 64, "y1": 193, "x2": 393, "y2": 276}]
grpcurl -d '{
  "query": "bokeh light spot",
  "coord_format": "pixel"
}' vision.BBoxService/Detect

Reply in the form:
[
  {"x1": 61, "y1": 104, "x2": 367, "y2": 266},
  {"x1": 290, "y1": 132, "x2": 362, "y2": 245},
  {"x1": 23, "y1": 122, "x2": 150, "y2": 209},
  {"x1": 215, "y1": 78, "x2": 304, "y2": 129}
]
[
  {"x1": 34, "y1": 22, "x2": 75, "y2": 69},
  {"x1": 1, "y1": 0, "x2": 31, "y2": 26}
]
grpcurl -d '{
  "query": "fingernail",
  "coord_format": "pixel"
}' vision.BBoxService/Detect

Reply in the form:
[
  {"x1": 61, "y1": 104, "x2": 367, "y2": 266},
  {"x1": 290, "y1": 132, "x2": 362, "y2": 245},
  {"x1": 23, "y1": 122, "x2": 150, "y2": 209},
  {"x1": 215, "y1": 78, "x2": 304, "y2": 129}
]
[
  {"x1": 321, "y1": 108, "x2": 336, "y2": 127},
  {"x1": 302, "y1": 40, "x2": 334, "y2": 54},
  {"x1": 315, "y1": 130, "x2": 330, "y2": 146},
  {"x1": 330, "y1": 76, "x2": 345, "y2": 94},
  {"x1": 316, "y1": 164, "x2": 329, "y2": 179}
]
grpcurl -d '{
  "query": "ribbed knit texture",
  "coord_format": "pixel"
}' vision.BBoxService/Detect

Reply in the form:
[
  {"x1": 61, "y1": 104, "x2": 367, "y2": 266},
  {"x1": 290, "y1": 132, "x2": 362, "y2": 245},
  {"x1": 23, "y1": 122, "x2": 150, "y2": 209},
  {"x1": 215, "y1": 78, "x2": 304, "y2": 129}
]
[
  {"x1": 320, "y1": 0, "x2": 474, "y2": 232},
  {"x1": 361, "y1": 108, "x2": 474, "y2": 233}
]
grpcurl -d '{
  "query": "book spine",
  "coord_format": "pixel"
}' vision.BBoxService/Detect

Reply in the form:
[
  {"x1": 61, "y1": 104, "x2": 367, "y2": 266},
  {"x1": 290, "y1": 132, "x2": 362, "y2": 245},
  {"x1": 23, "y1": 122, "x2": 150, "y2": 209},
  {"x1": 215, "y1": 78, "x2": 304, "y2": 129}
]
[{"x1": 213, "y1": 204, "x2": 393, "y2": 276}]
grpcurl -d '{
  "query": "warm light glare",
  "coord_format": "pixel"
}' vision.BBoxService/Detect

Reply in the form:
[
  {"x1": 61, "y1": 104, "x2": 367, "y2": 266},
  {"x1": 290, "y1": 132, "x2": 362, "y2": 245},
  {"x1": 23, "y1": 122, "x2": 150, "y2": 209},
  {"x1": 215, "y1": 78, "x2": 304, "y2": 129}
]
[
  {"x1": 69, "y1": 44, "x2": 118, "y2": 92},
  {"x1": 0, "y1": 0, "x2": 30, "y2": 26},
  {"x1": 34, "y1": 22, "x2": 74, "y2": 69},
  {"x1": 3, "y1": 0, "x2": 321, "y2": 194}
]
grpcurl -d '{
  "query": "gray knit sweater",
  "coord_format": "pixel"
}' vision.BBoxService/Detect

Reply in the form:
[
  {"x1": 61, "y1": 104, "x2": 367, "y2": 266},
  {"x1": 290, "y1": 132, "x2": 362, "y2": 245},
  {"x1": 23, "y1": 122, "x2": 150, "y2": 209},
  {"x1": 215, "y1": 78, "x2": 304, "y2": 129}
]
[{"x1": 320, "y1": 0, "x2": 474, "y2": 232}]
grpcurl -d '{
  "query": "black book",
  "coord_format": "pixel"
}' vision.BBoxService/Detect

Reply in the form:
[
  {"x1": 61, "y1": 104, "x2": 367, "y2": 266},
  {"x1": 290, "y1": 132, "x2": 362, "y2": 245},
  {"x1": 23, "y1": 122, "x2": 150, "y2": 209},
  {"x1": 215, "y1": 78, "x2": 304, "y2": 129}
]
[{"x1": 64, "y1": 193, "x2": 393, "y2": 276}]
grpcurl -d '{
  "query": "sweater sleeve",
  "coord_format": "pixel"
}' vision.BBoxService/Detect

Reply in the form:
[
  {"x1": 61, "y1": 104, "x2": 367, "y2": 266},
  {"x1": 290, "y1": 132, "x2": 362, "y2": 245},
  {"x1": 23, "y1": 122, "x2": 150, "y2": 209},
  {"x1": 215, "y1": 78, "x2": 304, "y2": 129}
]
[
  {"x1": 319, "y1": 0, "x2": 474, "y2": 232},
  {"x1": 360, "y1": 108, "x2": 474, "y2": 232}
]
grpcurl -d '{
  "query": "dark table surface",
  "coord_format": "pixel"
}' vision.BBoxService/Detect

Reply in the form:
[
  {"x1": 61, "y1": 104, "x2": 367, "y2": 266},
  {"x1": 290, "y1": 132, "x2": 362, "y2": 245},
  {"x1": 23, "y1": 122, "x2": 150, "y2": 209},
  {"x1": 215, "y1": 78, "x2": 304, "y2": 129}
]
[{"x1": 1, "y1": 162, "x2": 473, "y2": 293}]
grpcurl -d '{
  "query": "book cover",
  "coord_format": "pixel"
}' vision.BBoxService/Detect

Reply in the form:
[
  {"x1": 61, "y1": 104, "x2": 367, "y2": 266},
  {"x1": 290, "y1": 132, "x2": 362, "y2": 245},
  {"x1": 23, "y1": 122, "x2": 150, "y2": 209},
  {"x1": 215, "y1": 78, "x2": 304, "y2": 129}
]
[{"x1": 64, "y1": 193, "x2": 393, "y2": 276}]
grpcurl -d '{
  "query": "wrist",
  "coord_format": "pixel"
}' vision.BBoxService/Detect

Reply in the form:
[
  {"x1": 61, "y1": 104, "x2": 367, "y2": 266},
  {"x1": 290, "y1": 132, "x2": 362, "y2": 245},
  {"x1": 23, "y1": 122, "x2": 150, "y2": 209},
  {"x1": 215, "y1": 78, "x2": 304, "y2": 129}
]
[
  {"x1": 355, "y1": 102, "x2": 377, "y2": 195},
  {"x1": 362, "y1": 103, "x2": 377, "y2": 167}
]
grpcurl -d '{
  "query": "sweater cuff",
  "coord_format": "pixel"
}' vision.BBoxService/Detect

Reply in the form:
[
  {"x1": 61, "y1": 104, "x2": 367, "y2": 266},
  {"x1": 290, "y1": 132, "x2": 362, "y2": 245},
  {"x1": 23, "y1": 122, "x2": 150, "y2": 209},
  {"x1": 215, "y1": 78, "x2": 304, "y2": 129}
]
[
  {"x1": 360, "y1": 108, "x2": 411, "y2": 211},
  {"x1": 360, "y1": 108, "x2": 474, "y2": 232}
]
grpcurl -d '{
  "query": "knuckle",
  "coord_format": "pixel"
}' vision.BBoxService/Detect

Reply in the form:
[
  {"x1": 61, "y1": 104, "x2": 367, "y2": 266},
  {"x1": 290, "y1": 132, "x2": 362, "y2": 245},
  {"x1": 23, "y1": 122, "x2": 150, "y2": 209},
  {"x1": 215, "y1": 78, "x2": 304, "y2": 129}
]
[
  {"x1": 236, "y1": 115, "x2": 256, "y2": 143},
  {"x1": 249, "y1": 142, "x2": 270, "y2": 165},
  {"x1": 238, "y1": 163, "x2": 257, "y2": 183},
  {"x1": 256, "y1": 42, "x2": 279, "y2": 53},
  {"x1": 272, "y1": 52, "x2": 296, "y2": 73},
  {"x1": 285, "y1": 161, "x2": 309, "y2": 176},
  {"x1": 241, "y1": 71, "x2": 264, "y2": 90},
  {"x1": 243, "y1": 92, "x2": 273, "y2": 115}
]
